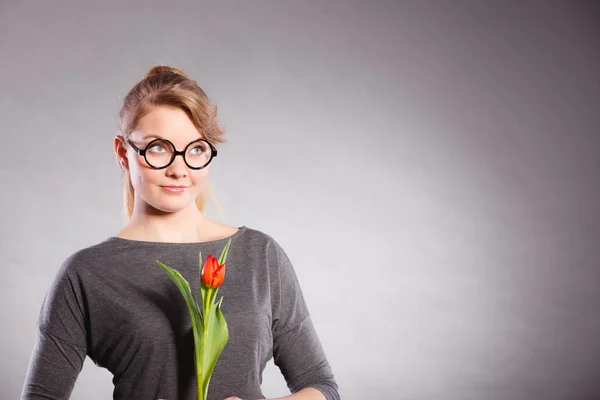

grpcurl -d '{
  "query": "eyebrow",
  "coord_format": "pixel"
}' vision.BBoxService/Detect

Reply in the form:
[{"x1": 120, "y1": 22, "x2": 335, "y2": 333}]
[
  {"x1": 143, "y1": 134, "x2": 163, "y2": 141},
  {"x1": 142, "y1": 133, "x2": 207, "y2": 143}
]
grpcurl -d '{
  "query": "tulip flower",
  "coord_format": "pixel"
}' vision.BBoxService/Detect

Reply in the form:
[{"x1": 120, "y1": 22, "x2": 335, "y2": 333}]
[
  {"x1": 201, "y1": 254, "x2": 226, "y2": 288},
  {"x1": 157, "y1": 238, "x2": 232, "y2": 400}
]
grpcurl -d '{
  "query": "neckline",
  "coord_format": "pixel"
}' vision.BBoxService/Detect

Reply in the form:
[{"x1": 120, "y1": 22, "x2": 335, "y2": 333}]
[{"x1": 107, "y1": 225, "x2": 247, "y2": 246}]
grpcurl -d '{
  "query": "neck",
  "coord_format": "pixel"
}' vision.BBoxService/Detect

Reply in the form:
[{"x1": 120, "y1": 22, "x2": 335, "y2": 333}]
[{"x1": 126, "y1": 202, "x2": 209, "y2": 243}]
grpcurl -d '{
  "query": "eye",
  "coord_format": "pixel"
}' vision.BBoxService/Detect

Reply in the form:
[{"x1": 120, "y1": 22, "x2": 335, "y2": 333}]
[
  {"x1": 189, "y1": 143, "x2": 208, "y2": 155},
  {"x1": 148, "y1": 144, "x2": 166, "y2": 153}
]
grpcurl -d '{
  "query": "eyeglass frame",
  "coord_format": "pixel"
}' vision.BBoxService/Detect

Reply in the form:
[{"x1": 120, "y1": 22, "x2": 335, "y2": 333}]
[{"x1": 125, "y1": 137, "x2": 218, "y2": 170}]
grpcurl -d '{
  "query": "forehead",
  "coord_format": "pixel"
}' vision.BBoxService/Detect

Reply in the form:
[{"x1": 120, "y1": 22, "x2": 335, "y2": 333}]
[{"x1": 130, "y1": 106, "x2": 204, "y2": 143}]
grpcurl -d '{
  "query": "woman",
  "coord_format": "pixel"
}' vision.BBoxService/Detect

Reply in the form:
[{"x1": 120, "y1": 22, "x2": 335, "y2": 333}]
[{"x1": 21, "y1": 66, "x2": 339, "y2": 400}]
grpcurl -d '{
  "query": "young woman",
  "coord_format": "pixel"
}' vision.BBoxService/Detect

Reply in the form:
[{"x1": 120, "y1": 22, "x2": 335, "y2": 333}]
[{"x1": 21, "y1": 66, "x2": 339, "y2": 400}]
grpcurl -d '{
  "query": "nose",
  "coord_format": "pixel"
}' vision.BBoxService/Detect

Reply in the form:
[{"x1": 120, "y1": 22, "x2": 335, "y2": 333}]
[{"x1": 165, "y1": 154, "x2": 189, "y2": 178}]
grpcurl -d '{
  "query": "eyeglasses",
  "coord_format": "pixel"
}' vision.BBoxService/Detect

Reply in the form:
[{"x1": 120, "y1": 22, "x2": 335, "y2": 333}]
[{"x1": 126, "y1": 137, "x2": 218, "y2": 170}]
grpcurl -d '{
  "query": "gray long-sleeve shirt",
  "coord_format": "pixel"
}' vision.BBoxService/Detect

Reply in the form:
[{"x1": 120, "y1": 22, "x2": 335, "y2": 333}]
[{"x1": 21, "y1": 225, "x2": 339, "y2": 400}]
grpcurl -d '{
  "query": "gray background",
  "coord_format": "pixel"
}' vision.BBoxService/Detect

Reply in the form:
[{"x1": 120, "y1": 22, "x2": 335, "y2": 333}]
[{"x1": 1, "y1": 1, "x2": 599, "y2": 399}]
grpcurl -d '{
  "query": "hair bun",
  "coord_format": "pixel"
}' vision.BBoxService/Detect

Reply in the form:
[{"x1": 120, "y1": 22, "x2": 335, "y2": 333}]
[{"x1": 144, "y1": 65, "x2": 189, "y2": 79}]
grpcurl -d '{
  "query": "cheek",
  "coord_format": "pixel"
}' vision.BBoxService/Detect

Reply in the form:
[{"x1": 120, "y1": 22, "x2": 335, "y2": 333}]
[
  {"x1": 191, "y1": 168, "x2": 209, "y2": 184},
  {"x1": 130, "y1": 163, "x2": 159, "y2": 190}
]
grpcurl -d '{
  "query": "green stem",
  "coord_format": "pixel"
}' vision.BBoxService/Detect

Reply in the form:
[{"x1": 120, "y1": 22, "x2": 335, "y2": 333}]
[
  {"x1": 196, "y1": 334, "x2": 203, "y2": 400},
  {"x1": 200, "y1": 286, "x2": 213, "y2": 400},
  {"x1": 199, "y1": 286, "x2": 212, "y2": 400},
  {"x1": 197, "y1": 293, "x2": 205, "y2": 400}
]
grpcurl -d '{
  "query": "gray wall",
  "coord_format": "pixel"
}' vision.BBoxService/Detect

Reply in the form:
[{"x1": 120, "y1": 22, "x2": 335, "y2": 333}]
[{"x1": 2, "y1": 1, "x2": 599, "y2": 399}]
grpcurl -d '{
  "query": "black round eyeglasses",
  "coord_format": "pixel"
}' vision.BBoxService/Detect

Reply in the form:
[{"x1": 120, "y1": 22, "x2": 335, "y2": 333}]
[{"x1": 126, "y1": 137, "x2": 218, "y2": 170}]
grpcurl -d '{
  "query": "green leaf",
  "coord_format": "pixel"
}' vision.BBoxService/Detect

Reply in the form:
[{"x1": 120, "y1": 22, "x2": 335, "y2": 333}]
[
  {"x1": 199, "y1": 250, "x2": 207, "y2": 315},
  {"x1": 200, "y1": 295, "x2": 229, "y2": 399},
  {"x1": 218, "y1": 238, "x2": 232, "y2": 265},
  {"x1": 157, "y1": 261, "x2": 204, "y2": 399}
]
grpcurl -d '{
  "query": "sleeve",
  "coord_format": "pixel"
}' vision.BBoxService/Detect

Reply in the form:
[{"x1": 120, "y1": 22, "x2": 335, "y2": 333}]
[
  {"x1": 21, "y1": 255, "x2": 88, "y2": 400},
  {"x1": 268, "y1": 238, "x2": 340, "y2": 400}
]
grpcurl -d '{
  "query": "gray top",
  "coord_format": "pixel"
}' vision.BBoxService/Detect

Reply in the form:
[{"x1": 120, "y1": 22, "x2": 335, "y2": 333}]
[{"x1": 21, "y1": 225, "x2": 339, "y2": 400}]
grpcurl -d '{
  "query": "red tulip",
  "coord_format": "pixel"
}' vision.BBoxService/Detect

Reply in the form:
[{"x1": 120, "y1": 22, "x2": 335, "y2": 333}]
[
  {"x1": 158, "y1": 237, "x2": 232, "y2": 400},
  {"x1": 201, "y1": 254, "x2": 226, "y2": 288}
]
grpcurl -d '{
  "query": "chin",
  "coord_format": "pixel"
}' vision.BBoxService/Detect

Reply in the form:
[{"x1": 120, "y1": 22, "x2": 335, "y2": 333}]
[
  {"x1": 144, "y1": 195, "x2": 195, "y2": 214},
  {"x1": 161, "y1": 199, "x2": 196, "y2": 213}
]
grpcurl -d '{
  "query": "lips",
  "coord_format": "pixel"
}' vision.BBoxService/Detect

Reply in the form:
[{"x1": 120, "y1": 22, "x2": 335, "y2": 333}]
[{"x1": 161, "y1": 185, "x2": 189, "y2": 194}]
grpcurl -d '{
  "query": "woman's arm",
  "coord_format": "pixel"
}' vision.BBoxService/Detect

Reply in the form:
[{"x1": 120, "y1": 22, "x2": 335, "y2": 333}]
[
  {"x1": 267, "y1": 238, "x2": 340, "y2": 400},
  {"x1": 21, "y1": 256, "x2": 88, "y2": 399},
  {"x1": 21, "y1": 328, "x2": 87, "y2": 399}
]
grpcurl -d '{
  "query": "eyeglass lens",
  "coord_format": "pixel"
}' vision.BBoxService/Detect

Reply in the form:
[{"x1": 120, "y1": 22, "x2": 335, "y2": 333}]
[{"x1": 145, "y1": 139, "x2": 212, "y2": 169}]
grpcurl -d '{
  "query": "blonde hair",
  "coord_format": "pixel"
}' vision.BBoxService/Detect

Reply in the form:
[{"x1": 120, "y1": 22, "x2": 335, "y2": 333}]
[{"x1": 117, "y1": 65, "x2": 226, "y2": 223}]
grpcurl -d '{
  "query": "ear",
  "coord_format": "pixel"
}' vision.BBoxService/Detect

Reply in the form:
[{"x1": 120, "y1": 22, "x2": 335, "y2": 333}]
[{"x1": 114, "y1": 135, "x2": 129, "y2": 170}]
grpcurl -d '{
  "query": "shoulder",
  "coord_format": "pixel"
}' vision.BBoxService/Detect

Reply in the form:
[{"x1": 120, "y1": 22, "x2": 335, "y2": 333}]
[
  {"x1": 40, "y1": 242, "x2": 108, "y2": 318},
  {"x1": 54, "y1": 238, "x2": 125, "y2": 278},
  {"x1": 225, "y1": 225, "x2": 294, "y2": 272},
  {"x1": 235, "y1": 225, "x2": 287, "y2": 255},
  {"x1": 238, "y1": 227, "x2": 300, "y2": 280}
]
